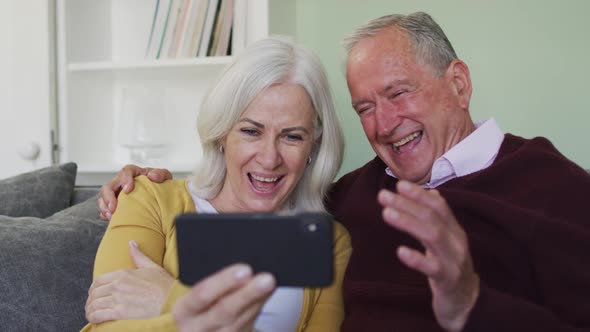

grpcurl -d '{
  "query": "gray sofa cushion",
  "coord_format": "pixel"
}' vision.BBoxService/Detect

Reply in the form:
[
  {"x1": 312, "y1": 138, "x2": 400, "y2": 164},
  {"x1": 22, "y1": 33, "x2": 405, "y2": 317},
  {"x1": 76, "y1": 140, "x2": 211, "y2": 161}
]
[
  {"x1": 0, "y1": 163, "x2": 77, "y2": 218},
  {"x1": 0, "y1": 195, "x2": 106, "y2": 332}
]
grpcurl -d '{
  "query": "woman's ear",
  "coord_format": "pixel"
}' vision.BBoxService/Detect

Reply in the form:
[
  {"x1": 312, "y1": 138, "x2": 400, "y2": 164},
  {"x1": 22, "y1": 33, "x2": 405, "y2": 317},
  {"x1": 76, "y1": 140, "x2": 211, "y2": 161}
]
[
  {"x1": 218, "y1": 137, "x2": 227, "y2": 153},
  {"x1": 447, "y1": 59, "x2": 472, "y2": 109}
]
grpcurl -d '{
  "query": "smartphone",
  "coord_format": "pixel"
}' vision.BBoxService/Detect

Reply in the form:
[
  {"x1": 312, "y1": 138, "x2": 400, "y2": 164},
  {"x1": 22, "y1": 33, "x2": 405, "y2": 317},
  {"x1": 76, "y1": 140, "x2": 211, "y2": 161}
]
[{"x1": 176, "y1": 212, "x2": 334, "y2": 287}]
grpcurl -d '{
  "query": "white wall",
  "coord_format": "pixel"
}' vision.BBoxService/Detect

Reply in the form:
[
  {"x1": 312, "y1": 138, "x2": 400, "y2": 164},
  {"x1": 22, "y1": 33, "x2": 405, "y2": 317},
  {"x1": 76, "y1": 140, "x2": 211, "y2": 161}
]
[
  {"x1": 294, "y1": 0, "x2": 590, "y2": 176},
  {"x1": 0, "y1": 1, "x2": 54, "y2": 179}
]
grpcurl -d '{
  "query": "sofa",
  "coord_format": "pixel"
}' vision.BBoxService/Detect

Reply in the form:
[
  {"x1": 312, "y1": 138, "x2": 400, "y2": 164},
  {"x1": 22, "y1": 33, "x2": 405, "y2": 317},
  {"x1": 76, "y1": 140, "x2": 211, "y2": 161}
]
[{"x1": 0, "y1": 163, "x2": 105, "y2": 331}]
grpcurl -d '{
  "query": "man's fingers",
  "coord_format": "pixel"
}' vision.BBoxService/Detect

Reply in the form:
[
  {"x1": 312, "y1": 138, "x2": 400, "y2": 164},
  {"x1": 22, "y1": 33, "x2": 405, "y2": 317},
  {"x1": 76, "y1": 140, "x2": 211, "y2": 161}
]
[
  {"x1": 128, "y1": 240, "x2": 159, "y2": 268},
  {"x1": 397, "y1": 181, "x2": 455, "y2": 220},
  {"x1": 119, "y1": 164, "x2": 147, "y2": 193},
  {"x1": 379, "y1": 190, "x2": 439, "y2": 248},
  {"x1": 146, "y1": 168, "x2": 173, "y2": 183},
  {"x1": 397, "y1": 246, "x2": 442, "y2": 279},
  {"x1": 385, "y1": 204, "x2": 461, "y2": 258},
  {"x1": 98, "y1": 185, "x2": 118, "y2": 218},
  {"x1": 378, "y1": 188, "x2": 438, "y2": 222},
  {"x1": 98, "y1": 196, "x2": 109, "y2": 221}
]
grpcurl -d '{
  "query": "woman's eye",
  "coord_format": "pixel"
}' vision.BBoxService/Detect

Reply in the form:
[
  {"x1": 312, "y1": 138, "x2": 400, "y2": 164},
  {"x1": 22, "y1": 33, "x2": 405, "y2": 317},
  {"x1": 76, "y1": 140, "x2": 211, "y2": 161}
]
[
  {"x1": 241, "y1": 128, "x2": 259, "y2": 136},
  {"x1": 286, "y1": 134, "x2": 303, "y2": 141}
]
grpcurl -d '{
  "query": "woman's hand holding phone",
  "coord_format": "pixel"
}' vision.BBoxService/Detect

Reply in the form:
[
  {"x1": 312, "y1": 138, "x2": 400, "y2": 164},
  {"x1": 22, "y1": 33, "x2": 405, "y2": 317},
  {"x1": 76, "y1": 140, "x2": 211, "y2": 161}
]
[{"x1": 173, "y1": 264, "x2": 276, "y2": 332}]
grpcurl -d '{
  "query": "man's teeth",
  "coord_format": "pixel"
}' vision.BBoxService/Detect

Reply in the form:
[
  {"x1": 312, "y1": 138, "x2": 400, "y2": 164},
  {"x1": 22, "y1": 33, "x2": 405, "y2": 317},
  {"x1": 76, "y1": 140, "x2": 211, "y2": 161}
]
[
  {"x1": 251, "y1": 174, "x2": 279, "y2": 182},
  {"x1": 393, "y1": 131, "x2": 421, "y2": 147}
]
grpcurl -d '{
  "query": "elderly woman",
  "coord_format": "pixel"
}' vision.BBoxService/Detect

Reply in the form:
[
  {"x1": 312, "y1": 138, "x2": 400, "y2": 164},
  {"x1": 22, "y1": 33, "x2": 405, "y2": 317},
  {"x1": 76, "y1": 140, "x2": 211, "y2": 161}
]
[{"x1": 82, "y1": 37, "x2": 351, "y2": 332}]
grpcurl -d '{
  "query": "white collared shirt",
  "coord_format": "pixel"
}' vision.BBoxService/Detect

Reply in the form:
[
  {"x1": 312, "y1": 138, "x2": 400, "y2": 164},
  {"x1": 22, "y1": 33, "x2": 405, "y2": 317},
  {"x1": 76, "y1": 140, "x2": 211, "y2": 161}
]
[{"x1": 385, "y1": 118, "x2": 504, "y2": 188}]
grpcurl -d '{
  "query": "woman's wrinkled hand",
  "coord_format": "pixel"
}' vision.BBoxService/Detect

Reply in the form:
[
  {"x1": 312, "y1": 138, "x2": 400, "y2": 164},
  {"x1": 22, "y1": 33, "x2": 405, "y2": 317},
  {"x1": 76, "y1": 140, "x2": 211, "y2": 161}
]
[
  {"x1": 85, "y1": 240, "x2": 175, "y2": 323},
  {"x1": 173, "y1": 264, "x2": 276, "y2": 332}
]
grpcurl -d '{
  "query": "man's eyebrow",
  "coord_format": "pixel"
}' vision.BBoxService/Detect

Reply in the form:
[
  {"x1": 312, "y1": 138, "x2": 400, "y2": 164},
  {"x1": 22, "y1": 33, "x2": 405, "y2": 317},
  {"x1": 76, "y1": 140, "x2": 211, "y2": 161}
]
[
  {"x1": 352, "y1": 99, "x2": 369, "y2": 109},
  {"x1": 383, "y1": 79, "x2": 411, "y2": 93},
  {"x1": 351, "y1": 80, "x2": 411, "y2": 108}
]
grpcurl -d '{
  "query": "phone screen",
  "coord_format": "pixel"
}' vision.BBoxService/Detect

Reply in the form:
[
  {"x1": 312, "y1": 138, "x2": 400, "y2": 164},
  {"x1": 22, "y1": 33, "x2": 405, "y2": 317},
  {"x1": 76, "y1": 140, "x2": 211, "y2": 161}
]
[{"x1": 176, "y1": 212, "x2": 334, "y2": 287}]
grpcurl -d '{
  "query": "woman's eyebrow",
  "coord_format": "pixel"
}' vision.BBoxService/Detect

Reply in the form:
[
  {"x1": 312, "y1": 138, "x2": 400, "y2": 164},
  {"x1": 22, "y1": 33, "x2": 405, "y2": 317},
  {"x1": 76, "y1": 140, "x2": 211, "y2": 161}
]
[
  {"x1": 281, "y1": 127, "x2": 310, "y2": 134},
  {"x1": 238, "y1": 118, "x2": 264, "y2": 128}
]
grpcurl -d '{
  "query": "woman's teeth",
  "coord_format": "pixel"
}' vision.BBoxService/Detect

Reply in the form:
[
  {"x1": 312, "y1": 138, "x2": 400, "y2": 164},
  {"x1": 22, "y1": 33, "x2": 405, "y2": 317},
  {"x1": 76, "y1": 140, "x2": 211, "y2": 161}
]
[{"x1": 251, "y1": 174, "x2": 279, "y2": 182}]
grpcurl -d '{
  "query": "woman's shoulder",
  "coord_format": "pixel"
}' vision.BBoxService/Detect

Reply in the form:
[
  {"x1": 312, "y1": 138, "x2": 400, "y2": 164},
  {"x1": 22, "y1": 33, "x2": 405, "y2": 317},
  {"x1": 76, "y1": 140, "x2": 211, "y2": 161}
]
[
  {"x1": 133, "y1": 176, "x2": 189, "y2": 195},
  {"x1": 131, "y1": 176, "x2": 193, "y2": 209},
  {"x1": 331, "y1": 220, "x2": 351, "y2": 250}
]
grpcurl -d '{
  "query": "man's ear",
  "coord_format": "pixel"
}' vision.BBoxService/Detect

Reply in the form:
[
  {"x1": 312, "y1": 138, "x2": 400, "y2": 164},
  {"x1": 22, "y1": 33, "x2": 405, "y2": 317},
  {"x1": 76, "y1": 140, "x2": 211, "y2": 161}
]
[{"x1": 446, "y1": 59, "x2": 472, "y2": 109}]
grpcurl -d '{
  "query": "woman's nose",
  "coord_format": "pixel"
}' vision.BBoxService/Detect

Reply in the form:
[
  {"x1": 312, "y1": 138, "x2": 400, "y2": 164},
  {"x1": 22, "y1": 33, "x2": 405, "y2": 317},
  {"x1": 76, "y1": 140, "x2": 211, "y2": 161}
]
[{"x1": 256, "y1": 140, "x2": 282, "y2": 169}]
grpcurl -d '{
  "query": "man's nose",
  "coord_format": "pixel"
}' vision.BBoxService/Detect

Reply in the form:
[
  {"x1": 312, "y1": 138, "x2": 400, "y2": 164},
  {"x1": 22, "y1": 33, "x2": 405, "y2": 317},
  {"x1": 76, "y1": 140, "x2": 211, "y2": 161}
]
[{"x1": 375, "y1": 102, "x2": 401, "y2": 138}]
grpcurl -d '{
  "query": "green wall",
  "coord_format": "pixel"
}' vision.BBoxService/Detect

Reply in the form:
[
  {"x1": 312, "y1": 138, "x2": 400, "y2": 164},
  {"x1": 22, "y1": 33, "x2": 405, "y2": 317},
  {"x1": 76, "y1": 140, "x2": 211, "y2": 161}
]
[{"x1": 280, "y1": 0, "x2": 590, "y2": 177}]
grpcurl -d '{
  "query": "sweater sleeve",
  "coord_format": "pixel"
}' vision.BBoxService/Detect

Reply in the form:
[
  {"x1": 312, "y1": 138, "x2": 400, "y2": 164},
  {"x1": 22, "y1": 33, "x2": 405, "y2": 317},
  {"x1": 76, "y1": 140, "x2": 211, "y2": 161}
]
[
  {"x1": 301, "y1": 222, "x2": 352, "y2": 331},
  {"x1": 463, "y1": 212, "x2": 590, "y2": 332},
  {"x1": 161, "y1": 280, "x2": 191, "y2": 313},
  {"x1": 81, "y1": 176, "x2": 181, "y2": 331},
  {"x1": 463, "y1": 284, "x2": 588, "y2": 332}
]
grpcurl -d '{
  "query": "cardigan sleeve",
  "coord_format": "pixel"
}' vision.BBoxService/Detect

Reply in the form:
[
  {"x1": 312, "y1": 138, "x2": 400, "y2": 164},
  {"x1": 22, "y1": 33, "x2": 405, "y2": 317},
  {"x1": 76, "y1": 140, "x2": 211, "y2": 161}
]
[
  {"x1": 301, "y1": 221, "x2": 352, "y2": 331},
  {"x1": 81, "y1": 176, "x2": 181, "y2": 331}
]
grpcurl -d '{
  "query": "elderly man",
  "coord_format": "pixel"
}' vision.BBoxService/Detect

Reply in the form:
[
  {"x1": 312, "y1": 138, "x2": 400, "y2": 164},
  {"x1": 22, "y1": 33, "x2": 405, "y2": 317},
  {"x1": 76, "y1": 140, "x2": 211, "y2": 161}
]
[{"x1": 99, "y1": 12, "x2": 590, "y2": 332}]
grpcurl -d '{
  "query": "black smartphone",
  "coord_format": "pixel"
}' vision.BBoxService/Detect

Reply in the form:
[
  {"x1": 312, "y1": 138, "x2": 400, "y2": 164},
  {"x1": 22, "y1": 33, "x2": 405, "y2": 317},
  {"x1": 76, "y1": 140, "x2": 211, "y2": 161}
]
[{"x1": 176, "y1": 212, "x2": 334, "y2": 287}]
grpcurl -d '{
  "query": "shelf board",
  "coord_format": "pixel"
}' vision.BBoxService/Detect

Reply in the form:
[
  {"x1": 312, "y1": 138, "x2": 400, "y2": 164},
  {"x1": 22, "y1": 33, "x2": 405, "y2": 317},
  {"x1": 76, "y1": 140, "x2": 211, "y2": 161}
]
[
  {"x1": 76, "y1": 162, "x2": 196, "y2": 174},
  {"x1": 68, "y1": 56, "x2": 234, "y2": 72}
]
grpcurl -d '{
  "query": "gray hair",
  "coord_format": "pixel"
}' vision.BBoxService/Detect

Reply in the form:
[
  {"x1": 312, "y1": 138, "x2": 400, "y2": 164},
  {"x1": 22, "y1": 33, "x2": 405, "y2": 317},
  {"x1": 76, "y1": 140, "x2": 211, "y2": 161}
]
[
  {"x1": 343, "y1": 12, "x2": 457, "y2": 76},
  {"x1": 190, "y1": 36, "x2": 344, "y2": 213}
]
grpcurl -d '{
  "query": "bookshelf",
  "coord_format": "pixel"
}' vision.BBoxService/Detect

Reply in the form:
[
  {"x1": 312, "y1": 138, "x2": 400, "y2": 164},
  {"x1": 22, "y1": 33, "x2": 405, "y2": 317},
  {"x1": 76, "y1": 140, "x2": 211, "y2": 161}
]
[{"x1": 55, "y1": 0, "x2": 295, "y2": 185}]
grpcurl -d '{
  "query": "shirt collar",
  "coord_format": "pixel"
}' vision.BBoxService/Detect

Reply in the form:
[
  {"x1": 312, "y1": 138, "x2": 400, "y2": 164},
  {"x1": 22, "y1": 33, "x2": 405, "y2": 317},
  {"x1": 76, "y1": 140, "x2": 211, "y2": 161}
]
[{"x1": 385, "y1": 118, "x2": 504, "y2": 188}]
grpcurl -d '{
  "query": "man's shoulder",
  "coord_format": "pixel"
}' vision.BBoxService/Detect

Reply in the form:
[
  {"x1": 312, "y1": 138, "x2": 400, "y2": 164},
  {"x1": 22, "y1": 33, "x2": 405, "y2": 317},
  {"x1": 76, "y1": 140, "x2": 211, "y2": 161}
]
[
  {"x1": 331, "y1": 156, "x2": 385, "y2": 191},
  {"x1": 499, "y1": 134, "x2": 581, "y2": 170},
  {"x1": 326, "y1": 156, "x2": 393, "y2": 213},
  {"x1": 478, "y1": 133, "x2": 590, "y2": 191}
]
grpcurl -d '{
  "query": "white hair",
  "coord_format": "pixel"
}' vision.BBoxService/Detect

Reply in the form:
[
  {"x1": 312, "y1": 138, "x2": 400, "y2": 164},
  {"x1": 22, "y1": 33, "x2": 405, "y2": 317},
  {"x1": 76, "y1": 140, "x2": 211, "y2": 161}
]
[
  {"x1": 343, "y1": 12, "x2": 458, "y2": 76},
  {"x1": 190, "y1": 36, "x2": 344, "y2": 213}
]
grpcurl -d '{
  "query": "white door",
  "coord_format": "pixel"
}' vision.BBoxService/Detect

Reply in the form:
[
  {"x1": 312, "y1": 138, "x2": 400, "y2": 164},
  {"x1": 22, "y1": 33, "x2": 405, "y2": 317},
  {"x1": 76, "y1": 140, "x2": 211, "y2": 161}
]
[{"x1": 0, "y1": 0, "x2": 54, "y2": 179}]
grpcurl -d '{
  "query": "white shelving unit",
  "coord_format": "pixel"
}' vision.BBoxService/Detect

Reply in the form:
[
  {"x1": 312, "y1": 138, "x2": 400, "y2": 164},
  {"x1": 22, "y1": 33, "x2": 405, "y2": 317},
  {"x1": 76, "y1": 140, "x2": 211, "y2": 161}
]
[{"x1": 55, "y1": 0, "x2": 293, "y2": 185}]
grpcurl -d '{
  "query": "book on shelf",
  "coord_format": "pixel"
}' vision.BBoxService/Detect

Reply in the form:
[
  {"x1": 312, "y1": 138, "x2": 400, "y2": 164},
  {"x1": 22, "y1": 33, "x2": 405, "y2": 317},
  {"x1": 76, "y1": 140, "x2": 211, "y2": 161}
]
[
  {"x1": 145, "y1": 0, "x2": 173, "y2": 59},
  {"x1": 197, "y1": 0, "x2": 221, "y2": 57},
  {"x1": 159, "y1": 0, "x2": 184, "y2": 58},
  {"x1": 146, "y1": 0, "x2": 239, "y2": 59},
  {"x1": 182, "y1": 0, "x2": 209, "y2": 58},
  {"x1": 231, "y1": 0, "x2": 247, "y2": 55},
  {"x1": 209, "y1": 0, "x2": 234, "y2": 56},
  {"x1": 168, "y1": 0, "x2": 192, "y2": 58}
]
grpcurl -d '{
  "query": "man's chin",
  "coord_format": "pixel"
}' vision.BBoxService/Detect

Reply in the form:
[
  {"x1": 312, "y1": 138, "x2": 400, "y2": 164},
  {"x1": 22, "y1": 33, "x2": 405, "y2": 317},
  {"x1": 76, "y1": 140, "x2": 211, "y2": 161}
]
[{"x1": 391, "y1": 167, "x2": 431, "y2": 185}]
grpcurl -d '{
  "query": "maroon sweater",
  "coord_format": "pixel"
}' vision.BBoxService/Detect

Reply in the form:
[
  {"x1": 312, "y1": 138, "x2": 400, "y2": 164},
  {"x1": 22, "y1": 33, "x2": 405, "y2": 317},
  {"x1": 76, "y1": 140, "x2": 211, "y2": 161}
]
[{"x1": 327, "y1": 134, "x2": 590, "y2": 331}]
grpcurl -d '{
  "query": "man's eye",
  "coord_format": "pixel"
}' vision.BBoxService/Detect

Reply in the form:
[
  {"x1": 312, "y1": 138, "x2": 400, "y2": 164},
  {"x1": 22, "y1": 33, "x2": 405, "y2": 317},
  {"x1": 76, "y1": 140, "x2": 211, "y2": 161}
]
[
  {"x1": 357, "y1": 107, "x2": 372, "y2": 116},
  {"x1": 390, "y1": 90, "x2": 406, "y2": 99}
]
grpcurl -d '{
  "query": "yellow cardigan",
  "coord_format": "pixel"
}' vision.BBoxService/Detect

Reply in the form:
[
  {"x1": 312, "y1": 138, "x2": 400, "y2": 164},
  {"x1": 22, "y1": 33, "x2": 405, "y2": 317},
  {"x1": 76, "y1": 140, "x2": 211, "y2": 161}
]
[{"x1": 81, "y1": 176, "x2": 351, "y2": 331}]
